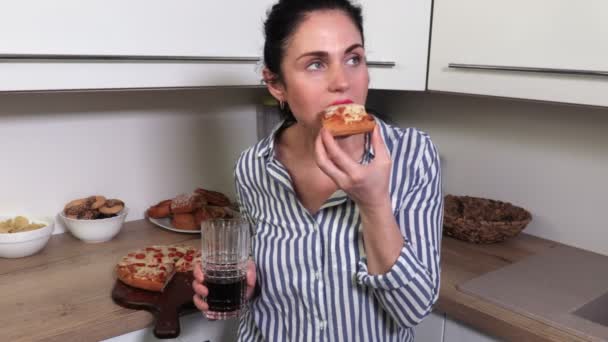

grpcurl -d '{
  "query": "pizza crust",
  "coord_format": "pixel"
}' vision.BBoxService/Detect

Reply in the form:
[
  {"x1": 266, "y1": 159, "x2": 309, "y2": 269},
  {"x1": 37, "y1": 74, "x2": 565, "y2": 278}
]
[
  {"x1": 116, "y1": 265, "x2": 171, "y2": 292},
  {"x1": 321, "y1": 103, "x2": 376, "y2": 137},
  {"x1": 323, "y1": 116, "x2": 376, "y2": 137}
]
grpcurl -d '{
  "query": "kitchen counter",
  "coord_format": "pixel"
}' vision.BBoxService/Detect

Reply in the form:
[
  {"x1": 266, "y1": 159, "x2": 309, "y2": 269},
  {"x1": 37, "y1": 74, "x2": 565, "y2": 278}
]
[
  {"x1": 0, "y1": 220, "x2": 594, "y2": 341},
  {"x1": 438, "y1": 235, "x2": 597, "y2": 341}
]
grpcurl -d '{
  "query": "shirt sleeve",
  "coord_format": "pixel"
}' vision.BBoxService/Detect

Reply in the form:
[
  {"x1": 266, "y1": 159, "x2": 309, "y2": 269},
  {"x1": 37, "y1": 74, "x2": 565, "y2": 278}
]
[{"x1": 355, "y1": 137, "x2": 443, "y2": 329}]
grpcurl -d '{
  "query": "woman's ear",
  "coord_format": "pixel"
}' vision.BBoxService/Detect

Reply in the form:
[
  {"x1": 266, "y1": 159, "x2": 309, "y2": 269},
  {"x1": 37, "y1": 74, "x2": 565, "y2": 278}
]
[{"x1": 263, "y1": 68, "x2": 286, "y2": 103}]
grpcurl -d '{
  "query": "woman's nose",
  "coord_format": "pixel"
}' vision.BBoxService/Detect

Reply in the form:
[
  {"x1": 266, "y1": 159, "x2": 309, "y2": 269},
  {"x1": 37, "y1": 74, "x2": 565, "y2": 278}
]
[{"x1": 328, "y1": 65, "x2": 350, "y2": 93}]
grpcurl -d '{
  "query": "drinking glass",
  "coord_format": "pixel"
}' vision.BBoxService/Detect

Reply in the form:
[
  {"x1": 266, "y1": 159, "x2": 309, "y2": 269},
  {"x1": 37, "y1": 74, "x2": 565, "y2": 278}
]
[{"x1": 200, "y1": 216, "x2": 251, "y2": 320}]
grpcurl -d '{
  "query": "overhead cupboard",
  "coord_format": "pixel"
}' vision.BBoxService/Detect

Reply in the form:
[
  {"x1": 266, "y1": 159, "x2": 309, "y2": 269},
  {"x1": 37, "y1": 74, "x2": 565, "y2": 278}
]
[
  {"x1": 0, "y1": 0, "x2": 275, "y2": 91},
  {"x1": 428, "y1": 0, "x2": 608, "y2": 107},
  {"x1": 0, "y1": 0, "x2": 432, "y2": 92},
  {"x1": 360, "y1": 0, "x2": 432, "y2": 90},
  {"x1": 2, "y1": 0, "x2": 606, "y2": 108}
]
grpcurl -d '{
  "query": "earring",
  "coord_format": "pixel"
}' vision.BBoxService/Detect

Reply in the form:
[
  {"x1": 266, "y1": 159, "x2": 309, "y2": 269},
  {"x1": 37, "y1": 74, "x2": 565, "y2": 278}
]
[{"x1": 279, "y1": 100, "x2": 285, "y2": 110}]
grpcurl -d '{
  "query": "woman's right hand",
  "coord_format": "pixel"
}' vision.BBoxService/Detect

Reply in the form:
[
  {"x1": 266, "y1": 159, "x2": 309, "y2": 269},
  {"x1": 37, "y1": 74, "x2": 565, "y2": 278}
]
[{"x1": 192, "y1": 259, "x2": 257, "y2": 313}]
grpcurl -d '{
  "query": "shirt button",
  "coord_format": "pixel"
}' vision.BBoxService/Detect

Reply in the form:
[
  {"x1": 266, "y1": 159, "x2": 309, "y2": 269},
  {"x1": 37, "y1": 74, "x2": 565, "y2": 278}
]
[{"x1": 319, "y1": 321, "x2": 327, "y2": 330}]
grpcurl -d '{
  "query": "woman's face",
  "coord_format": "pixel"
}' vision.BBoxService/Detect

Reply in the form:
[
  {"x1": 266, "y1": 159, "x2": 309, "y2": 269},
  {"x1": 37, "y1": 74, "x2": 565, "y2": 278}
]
[{"x1": 273, "y1": 10, "x2": 369, "y2": 130}]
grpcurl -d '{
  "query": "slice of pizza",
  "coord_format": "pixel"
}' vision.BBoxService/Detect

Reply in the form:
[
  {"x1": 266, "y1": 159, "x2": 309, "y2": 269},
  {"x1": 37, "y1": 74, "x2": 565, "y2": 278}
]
[
  {"x1": 115, "y1": 245, "x2": 200, "y2": 292},
  {"x1": 116, "y1": 247, "x2": 176, "y2": 292},
  {"x1": 173, "y1": 245, "x2": 198, "y2": 272},
  {"x1": 321, "y1": 103, "x2": 376, "y2": 137}
]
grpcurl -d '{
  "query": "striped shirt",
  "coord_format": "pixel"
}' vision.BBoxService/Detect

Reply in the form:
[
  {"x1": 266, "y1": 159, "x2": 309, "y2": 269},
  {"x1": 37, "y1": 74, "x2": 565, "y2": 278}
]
[{"x1": 234, "y1": 117, "x2": 443, "y2": 342}]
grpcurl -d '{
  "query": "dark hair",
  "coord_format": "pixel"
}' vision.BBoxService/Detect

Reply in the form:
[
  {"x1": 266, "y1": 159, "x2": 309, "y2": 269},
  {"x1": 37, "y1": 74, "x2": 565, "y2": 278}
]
[{"x1": 263, "y1": 0, "x2": 365, "y2": 124}]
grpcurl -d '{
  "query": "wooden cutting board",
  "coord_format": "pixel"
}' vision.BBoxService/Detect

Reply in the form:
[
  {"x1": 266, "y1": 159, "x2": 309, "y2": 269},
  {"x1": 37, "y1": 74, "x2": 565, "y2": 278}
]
[{"x1": 111, "y1": 272, "x2": 198, "y2": 339}]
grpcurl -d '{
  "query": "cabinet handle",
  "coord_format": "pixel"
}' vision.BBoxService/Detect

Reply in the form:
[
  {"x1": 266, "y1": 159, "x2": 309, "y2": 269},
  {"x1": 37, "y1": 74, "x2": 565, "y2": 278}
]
[
  {"x1": 0, "y1": 53, "x2": 260, "y2": 63},
  {"x1": 448, "y1": 63, "x2": 608, "y2": 77},
  {"x1": 0, "y1": 54, "x2": 397, "y2": 68},
  {"x1": 367, "y1": 61, "x2": 396, "y2": 68}
]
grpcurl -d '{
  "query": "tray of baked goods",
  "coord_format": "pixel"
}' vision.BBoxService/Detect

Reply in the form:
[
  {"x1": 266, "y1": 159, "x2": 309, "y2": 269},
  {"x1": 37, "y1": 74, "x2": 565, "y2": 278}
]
[
  {"x1": 146, "y1": 188, "x2": 238, "y2": 234},
  {"x1": 111, "y1": 244, "x2": 202, "y2": 339}
]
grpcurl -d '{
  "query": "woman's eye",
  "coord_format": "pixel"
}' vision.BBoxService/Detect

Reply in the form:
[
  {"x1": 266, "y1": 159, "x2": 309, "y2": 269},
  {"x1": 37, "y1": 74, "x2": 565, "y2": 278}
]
[
  {"x1": 306, "y1": 61, "x2": 323, "y2": 71},
  {"x1": 347, "y1": 55, "x2": 362, "y2": 66}
]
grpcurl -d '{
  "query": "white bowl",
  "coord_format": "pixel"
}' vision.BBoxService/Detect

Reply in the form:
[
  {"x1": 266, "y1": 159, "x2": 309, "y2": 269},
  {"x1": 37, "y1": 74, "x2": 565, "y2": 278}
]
[
  {"x1": 0, "y1": 216, "x2": 54, "y2": 258},
  {"x1": 60, "y1": 208, "x2": 129, "y2": 243}
]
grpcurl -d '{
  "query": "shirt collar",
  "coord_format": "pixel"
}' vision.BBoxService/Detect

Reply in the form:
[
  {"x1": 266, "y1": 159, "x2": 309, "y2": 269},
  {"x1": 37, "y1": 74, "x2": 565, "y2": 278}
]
[
  {"x1": 256, "y1": 116, "x2": 379, "y2": 161},
  {"x1": 256, "y1": 120, "x2": 287, "y2": 159}
]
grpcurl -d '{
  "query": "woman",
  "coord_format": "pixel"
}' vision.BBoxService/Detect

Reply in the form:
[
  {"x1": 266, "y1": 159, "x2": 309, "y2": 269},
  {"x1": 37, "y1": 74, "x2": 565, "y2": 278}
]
[{"x1": 193, "y1": 0, "x2": 443, "y2": 341}]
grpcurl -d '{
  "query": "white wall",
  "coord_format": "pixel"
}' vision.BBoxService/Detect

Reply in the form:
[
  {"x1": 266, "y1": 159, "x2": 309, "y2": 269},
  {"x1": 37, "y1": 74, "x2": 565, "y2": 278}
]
[
  {"x1": 5, "y1": 87, "x2": 607, "y2": 254},
  {"x1": 368, "y1": 91, "x2": 608, "y2": 256},
  {"x1": 0, "y1": 88, "x2": 263, "y2": 234}
]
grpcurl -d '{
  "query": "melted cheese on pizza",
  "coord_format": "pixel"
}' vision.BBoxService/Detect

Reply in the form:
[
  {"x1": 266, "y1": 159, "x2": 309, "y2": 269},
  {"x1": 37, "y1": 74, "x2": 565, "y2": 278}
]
[{"x1": 323, "y1": 104, "x2": 367, "y2": 124}]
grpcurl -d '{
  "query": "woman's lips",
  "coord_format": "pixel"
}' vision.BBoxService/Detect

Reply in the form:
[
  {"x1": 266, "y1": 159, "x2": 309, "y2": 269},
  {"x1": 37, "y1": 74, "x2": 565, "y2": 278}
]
[{"x1": 330, "y1": 99, "x2": 353, "y2": 106}]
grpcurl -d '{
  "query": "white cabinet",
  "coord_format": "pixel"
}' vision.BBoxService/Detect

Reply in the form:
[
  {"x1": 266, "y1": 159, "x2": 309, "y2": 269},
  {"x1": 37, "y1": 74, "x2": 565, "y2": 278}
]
[
  {"x1": 101, "y1": 314, "x2": 238, "y2": 342},
  {"x1": 0, "y1": 0, "x2": 274, "y2": 91},
  {"x1": 178, "y1": 315, "x2": 238, "y2": 342},
  {"x1": 0, "y1": 1, "x2": 431, "y2": 92},
  {"x1": 101, "y1": 328, "x2": 180, "y2": 342},
  {"x1": 413, "y1": 311, "x2": 445, "y2": 342},
  {"x1": 360, "y1": 0, "x2": 432, "y2": 90},
  {"x1": 428, "y1": 0, "x2": 608, "y2": 107},
  {"x1": 444, "y1": 316, "x2": 499, "y2": 342}
]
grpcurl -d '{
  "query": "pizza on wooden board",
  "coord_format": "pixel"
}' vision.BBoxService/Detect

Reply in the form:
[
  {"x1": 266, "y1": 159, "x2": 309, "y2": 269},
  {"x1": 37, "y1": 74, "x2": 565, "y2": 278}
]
[
  {"x1": 321, "y1": 103, "x2": 376, "y2": 137},
  {"x1": 115, "y1": 245, "x2": 200, "y2": 292}
]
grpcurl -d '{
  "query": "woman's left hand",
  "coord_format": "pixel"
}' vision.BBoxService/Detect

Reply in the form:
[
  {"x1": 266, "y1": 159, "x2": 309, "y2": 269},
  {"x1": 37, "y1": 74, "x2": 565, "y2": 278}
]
[{"x1": 314, "y1": 125, "x2": 392, "y2": 210}]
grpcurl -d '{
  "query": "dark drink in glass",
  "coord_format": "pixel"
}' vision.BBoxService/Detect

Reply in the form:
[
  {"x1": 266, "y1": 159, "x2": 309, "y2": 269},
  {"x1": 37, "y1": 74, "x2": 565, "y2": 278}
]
[
  {"x1": 201, "y1": 217, "x2": 251, "y2": 320},
  {"x1": 203, "y1": 263, "x2": 247, "y2": 317}
]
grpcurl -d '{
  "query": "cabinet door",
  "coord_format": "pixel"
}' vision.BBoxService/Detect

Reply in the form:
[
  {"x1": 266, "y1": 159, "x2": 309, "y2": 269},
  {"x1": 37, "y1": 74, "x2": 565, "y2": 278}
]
[
  {"x1": 178, "y1": 314, "x2": 239, "y2": 342},
  {"x1": 444, "y1": 316, "x2": 499, "y2": 342},
  {"x1": 428, "y1": 0, "x2": 608, "y2": 107},
  {"x1": 413, "y1": 311, "x2": 445, "y2": 342},
  {"x1": 0, "y1": 0, "x2": 274, "y2": 91},
  {"x1": 99, "y1": 315, "x2": 237, "y2": 342},
  {"x1": 359, "y1": 0, "x2": 432, "y2": 90},
  {"x1": 99, "y1": 328, "x2": 179, "y2": 342}
]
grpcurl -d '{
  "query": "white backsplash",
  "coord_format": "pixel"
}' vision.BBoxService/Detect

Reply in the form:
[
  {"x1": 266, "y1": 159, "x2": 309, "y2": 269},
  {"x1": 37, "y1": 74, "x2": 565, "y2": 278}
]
[
  {"x1": 4, "y1": 87, "x2": 606, "y2": 255},
  {"x1": 0, "y1": 88, "x2": 263, "y2": 234},
  {"x1": 368, "y1": 91, "x2": 608, "y2": 256}
]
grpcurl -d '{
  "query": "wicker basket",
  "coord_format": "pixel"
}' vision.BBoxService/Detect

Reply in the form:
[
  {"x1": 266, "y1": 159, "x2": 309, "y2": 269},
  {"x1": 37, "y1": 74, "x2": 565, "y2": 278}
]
[{"x1": 443, "y1": 195, "x2": 532, "y2": 244}]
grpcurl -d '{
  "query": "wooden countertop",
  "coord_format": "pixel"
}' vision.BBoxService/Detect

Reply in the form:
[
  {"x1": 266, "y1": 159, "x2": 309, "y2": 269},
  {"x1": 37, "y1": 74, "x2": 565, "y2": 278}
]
[
  {"x1": 0, "y1": 220, "x2": 594, "y2": 341},
  {"x1": 438, "y1": 235, "x2": 596, "y2": 341}
]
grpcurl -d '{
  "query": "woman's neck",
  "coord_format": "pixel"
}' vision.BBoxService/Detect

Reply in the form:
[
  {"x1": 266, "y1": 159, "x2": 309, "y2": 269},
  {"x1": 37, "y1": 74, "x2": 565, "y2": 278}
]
[{"x1": 277, "y1": 122, "x2": 365, "y2": 163}]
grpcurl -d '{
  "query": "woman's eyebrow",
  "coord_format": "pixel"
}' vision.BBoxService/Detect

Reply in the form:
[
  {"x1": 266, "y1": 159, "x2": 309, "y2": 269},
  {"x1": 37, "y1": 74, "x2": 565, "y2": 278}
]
[
  {"x1": 296, "y1": 51, "x2": 329, "y2": 62},
  {"x1": 345, "y1": 43, "x2": 364, "y2": 53},
  {"x1": 296, "y1": 43, "x2": 364, "y2": 62}
]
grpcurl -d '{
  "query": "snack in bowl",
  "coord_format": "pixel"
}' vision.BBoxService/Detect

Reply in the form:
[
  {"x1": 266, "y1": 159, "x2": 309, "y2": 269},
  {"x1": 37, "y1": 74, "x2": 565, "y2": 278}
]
[
  {"x1": 99, "y1": 199, "x2": 126, "y2": 215},
  {"x1": 0, "y1": 215, "x2": 54, "y2": 258},
  {"x1": 115, "y1": 245, "x2": 200, "y2": 292},
  {"x1": 61, "y1": 195, "x2": 128, "y2": 243},
  {"x1": 64, "y1": 195, "x2": 125, "y2": 219},
  {"x1": 0, "y1": 216, "x2": 46, "y2": 234},
  {"x1": 321, "y1": 103, "x2": 376, "y2": 137}
]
